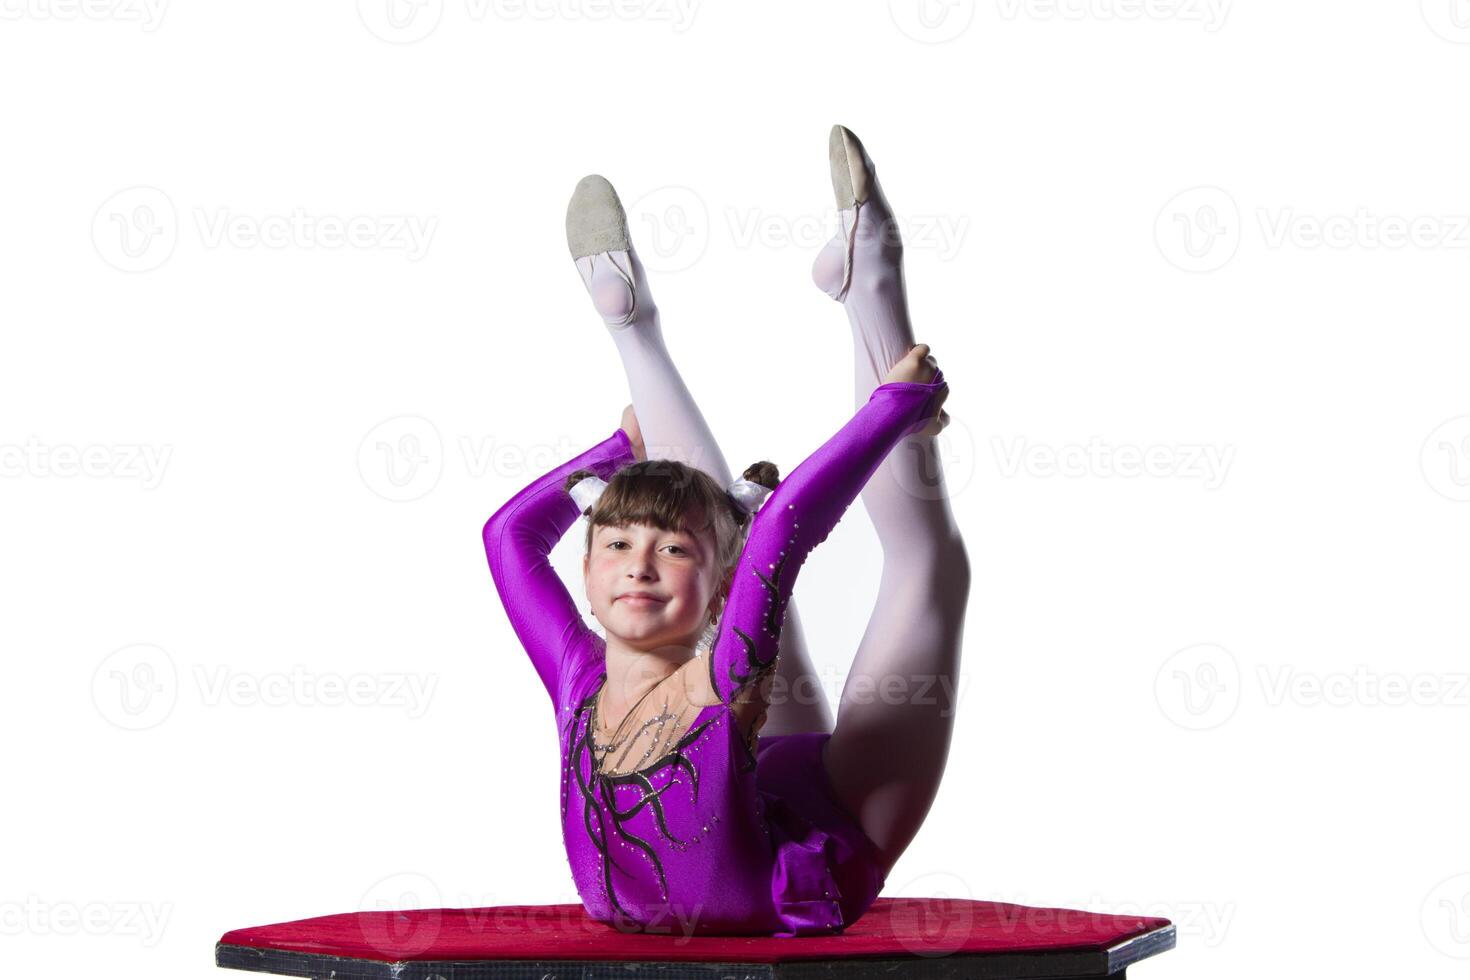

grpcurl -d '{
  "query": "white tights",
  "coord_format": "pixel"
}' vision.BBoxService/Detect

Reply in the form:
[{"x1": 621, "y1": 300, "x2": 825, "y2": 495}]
[
  {"x1": 574, "y1": 245, "x2": 834, "y2": 736},
  {"x1": 576, "y1": 174, "x2": 970, "y2": 876}
]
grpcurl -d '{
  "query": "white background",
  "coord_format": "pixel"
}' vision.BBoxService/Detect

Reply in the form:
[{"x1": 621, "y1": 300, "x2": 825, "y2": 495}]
[{"x1": 3, "y1": 1, "x2": 1468, "y2": 977}]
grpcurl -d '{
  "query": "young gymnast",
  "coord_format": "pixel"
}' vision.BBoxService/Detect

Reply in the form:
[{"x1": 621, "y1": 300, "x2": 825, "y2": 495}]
[{"x1": 482, "y1": 126, "x2": 970, "y2": 937}]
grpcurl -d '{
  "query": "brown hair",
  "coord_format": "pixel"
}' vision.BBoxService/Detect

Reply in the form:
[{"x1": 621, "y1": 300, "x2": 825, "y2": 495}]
[{"x1": 563, "y1": 458, "x2": 780, "y2": 590}]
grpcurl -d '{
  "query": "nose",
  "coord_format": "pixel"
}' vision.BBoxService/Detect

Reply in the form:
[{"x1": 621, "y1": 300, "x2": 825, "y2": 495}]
[{"x1": 623, "y1": 543, "x2": 658, "y2": 581}]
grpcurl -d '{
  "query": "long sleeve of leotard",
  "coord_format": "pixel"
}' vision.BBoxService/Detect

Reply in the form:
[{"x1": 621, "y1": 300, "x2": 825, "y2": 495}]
[
  {"x1": 482, "y1": 427, "x2": 636, "y2": 705},
  {"x1": 707, "y1": 371, "x2": 948, "y2": 708}
]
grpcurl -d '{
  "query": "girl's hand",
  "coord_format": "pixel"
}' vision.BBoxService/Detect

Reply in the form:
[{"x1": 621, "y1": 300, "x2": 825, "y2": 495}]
[
  {"x1": 884, "y1": 342, "x2": 938, "y2": 384},
  {"x1": 620, "y1": 403, "x2": 647, "y2": 461},
  {"x1": 885, "y1": 344, "x2": 950, "y2": 437}
]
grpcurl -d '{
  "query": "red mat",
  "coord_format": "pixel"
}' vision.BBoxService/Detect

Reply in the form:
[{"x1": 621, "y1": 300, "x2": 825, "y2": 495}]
[{"x1": 217, "y1": 897, "x2": 1172, "y2": 966}]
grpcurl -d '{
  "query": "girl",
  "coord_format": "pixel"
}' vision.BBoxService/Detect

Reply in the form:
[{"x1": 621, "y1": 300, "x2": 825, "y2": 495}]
[{"x1": 482, "y1": 126, "x2": 970, "y2": 937}]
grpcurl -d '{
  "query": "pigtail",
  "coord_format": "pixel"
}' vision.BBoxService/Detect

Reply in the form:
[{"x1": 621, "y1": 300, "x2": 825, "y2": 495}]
[
  {"x1": 743, "y1": 461, "x2": 780, "y2": 491},
  {"x1": 724, "y1": 461, "x2": 780, "y2": 525}
]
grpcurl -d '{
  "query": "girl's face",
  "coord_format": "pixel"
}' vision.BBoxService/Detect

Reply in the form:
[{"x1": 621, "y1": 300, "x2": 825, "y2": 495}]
[{"x1": 583, "y1": 518, "x2": 724, "y2": 653}]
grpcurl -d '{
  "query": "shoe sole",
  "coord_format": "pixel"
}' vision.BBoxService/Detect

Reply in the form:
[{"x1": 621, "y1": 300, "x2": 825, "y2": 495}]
[
  {"x1": 565, "y1": 174, "x2": 631, "y2": 259},
  {"x1": 828, "y1": 124, "x2": 873, "y2": 210}
]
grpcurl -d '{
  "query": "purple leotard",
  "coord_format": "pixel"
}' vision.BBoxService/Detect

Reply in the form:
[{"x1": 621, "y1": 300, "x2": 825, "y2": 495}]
[{"x1": 482, "y1": 372, "x2": 947, "y2": 937}]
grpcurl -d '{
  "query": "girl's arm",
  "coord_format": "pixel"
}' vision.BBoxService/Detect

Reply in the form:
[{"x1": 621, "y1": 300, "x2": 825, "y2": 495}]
[
  {"x1": 705, "y1": 372, "x2": 948, "y2": 746},
  {"x1": 482, "y1": 427, "x2": 636, "y2": 705}
]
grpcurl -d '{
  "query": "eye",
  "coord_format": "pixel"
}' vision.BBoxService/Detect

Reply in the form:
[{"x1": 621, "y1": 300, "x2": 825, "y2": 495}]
[
  {"x1": 606, "y1": 539, "x2": 629, "y2": 550},
  {"x1": 663, "y1": 544, "x2": 689, "y2": 557}
]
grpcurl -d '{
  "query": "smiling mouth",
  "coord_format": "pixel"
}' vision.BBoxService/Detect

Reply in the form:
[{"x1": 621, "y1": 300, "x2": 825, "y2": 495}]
[{"x1": 617, "y1": 595, "x2": 667, "y2": 608}]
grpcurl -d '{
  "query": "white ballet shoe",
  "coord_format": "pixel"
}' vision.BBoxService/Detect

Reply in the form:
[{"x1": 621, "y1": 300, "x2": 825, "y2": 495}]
[
  {"x1": 566, "y1": 174, "x2": 640, "y2": 328},
  {"x1": 828, "y1": 123, "x2": 877, "y2": 210},
  {"x1": 566, "y1": 174, "x2": 630, "y2": 258},
  {"x1": 815, "y1": 124, "x2": 900, "y2": 302}
]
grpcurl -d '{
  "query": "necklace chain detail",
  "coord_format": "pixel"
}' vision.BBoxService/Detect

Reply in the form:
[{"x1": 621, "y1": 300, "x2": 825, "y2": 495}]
[{"x1": 592, "y1": 670, "x2": 691, "y2": 776}]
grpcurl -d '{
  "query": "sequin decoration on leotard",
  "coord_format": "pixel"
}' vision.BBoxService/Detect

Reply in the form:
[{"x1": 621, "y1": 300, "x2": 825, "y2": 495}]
[
  {"x1": 565, "y1": 685, "x2": 720, "y2": 918},
  {"x1": 715, "y1": 547, "x2": 788, "y2": 773}
]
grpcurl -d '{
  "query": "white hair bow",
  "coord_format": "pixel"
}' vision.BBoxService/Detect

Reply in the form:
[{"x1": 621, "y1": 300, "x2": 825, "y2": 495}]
[
  {"x1": 569, "y1": 475, "x2": 608, "y2": 514},
  {"x1": 568, "y1": 473, "x2": 771, "y2": 517},
  {"x1": 726, "y1": 477, "x2": 772, "y2": 515}
]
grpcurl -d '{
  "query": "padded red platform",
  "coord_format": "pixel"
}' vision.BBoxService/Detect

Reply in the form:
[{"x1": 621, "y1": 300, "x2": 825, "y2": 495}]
[{"x1": 215, "y1": 897, "x2": 1174, "y2": 979}]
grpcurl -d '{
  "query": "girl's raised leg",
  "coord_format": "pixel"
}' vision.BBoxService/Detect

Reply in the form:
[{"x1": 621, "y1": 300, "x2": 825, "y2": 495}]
[
  {"x1": 567, "y1": 175, "x2": 832, "y2": 736},
  {"x1": 810, "y1": 127, "x2": 972, "y2": 875}
]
